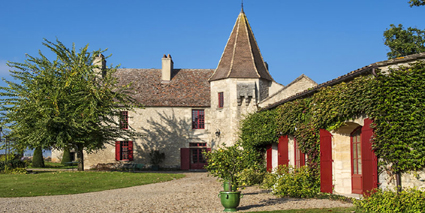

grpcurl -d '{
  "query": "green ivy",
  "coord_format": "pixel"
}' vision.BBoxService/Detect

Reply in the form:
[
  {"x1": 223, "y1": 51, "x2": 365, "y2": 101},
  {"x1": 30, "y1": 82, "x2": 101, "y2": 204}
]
[
  {"x1": 239, "y1": 61, "x2": 425, "y2": 181},
  {"x1": 240, "y1": 110, "x2": 278, "y2": 149}
]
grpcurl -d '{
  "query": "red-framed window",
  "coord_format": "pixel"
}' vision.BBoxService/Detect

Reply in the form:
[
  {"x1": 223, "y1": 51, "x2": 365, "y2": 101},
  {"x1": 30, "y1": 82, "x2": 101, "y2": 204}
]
[
  {"x1": 294, "y1": 138, "x2": 305, "y2": 168},
  {"x1": 218, "y1": 92, "x2": 224, "y2": 108},
  {"x1": 120, "y1": 111, "x2": 128, "y2": 129},
  {"x1": 115, "y1": 141, "x2": 133, "y2": 161},
  {"x1": 351, "y1": 127, "x2": 362, "y2": 175},
  {"x1": 192, "y1": 109, "x2": 204, "y2": 129}
]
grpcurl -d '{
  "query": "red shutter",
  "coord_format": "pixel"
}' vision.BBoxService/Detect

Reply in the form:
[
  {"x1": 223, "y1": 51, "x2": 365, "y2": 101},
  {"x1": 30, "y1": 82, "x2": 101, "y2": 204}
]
[
  {"x1": 181, "y1": 148, "x2": 190, "y2": 170},
  {"x1": 115, "y1": 141, "x2": 121, "y2": 161},
  {"x1": 128, "y1": 141, "x2": 133, "y2": 161},
  {"x1": 266, "y1": 144, "x2": 272, "y2": 172},
  {"x1": 320, "y1": 129, "x2": 333, "y2": 193},
  {"x1": 361, "y1": 118, "x2": 378, "y2": 194},
  {"x1": 278, "y1": 135, "x2": 289, "y2": 166}
]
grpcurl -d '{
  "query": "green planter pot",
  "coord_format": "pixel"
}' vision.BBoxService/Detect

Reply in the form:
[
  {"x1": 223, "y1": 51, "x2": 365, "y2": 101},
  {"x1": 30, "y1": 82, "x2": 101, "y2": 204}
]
[{"x1": 218, "y1": 191, "x2": 243, "y2": 212}]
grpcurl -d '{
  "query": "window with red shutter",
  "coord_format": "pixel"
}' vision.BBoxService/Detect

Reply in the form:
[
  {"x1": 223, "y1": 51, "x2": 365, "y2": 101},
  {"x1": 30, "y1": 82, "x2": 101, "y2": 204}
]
[
  {"x1": 115, "y1": 141, "x2": 133, "y2": 161},
  {"x1": 120, "y1": 111, "x2": 128, "y2": 129},
  {"x1": 192, "y1": 109, "x2": 204, "y2": 129},
  {"x1": 218, "y1": 92, "x2": 224, "y2": 108}
]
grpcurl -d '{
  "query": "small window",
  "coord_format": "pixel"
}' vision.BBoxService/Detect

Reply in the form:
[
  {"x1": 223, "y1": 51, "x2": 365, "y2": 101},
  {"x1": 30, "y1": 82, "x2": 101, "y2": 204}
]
[
  {"x1": 115, "y1": 141, "x2": 133, "y2": 161},
  {"x1": 192, "y1": 109, "x2": 205, "y2": 129},
  {"x1": 218, "y1": 92, "x2": 224, "y2": 108},
  {"x1": 120, "y1": 111, "x2": 128, "y2": 129}
]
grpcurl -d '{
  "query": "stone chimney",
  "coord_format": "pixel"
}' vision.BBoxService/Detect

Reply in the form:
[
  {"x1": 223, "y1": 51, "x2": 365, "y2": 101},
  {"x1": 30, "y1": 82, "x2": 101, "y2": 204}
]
[
  {"x1": 161, "y1": 54, "x2": 173, "y2": 83},
  {"x1": 93, "y1": 53, "x2": 106, "y2": 78}
]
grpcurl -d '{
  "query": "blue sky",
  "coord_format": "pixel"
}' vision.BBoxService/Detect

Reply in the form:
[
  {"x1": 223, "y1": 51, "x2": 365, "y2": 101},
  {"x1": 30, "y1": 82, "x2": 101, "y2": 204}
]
[{"x1": 0, "y1": 0, "x2": 424, "y2": 86}]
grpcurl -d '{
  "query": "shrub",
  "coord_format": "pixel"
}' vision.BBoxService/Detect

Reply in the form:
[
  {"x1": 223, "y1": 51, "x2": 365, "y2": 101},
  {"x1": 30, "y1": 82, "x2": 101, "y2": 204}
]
[
  {"x1": 149, "y1": 150, "x2": 165, "y2": 166},
  {"x1": 354, "y1": 188, "x2": 425, "y2": 212},
  {"x1": 2, "y1": 167, "x2": 28, "y2": 174},
  {"x1": 262, "y1": 165, "x2": 320, "y2": 198},
  {"x1": 61, "y1": 147, "x2": 72, "y2": 164},
  {"x1": 0, "y1": 159, "x2": 26, "y2": 173},
  {"x1": 236, "y1": 167, "x2": 266, "y2": 186},
  {"x1": 32, "y1": 147, "x2": 45, "y2": 168}
]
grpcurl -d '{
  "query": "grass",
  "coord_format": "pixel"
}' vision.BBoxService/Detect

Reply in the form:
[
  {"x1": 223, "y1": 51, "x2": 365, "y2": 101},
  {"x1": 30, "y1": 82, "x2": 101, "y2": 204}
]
[
  {"x1": 252, "y1": 207, "x2": 359, "y2": 212},
  {"x1": 0, "y1": 171, "x2": 185, "y2": 197}
]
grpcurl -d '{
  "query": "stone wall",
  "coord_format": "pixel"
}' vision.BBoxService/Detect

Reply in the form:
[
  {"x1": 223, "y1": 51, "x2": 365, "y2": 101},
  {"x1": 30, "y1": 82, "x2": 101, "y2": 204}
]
[
  {"x1": 258, "y1": 75, "x2": 317, "y2": 109},
  {"x1": 210, "y1": 79, "x2": 259, "y2": 147},
  {"x1": 63, "y1": 107, "x2": 212, "y2": 170}
]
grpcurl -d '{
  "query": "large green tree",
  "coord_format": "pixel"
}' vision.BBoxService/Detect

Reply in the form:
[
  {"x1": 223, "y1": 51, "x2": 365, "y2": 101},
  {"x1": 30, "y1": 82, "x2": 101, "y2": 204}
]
[
  {"x1": 384, "y1": 24, "x2": 425, "y2": 59},
  {"x1": 409, "y1": 0, "x2": 425, "y2": 7},
  {"x1": 0, "y1": 39, "x2": 138, "y2": 171}
]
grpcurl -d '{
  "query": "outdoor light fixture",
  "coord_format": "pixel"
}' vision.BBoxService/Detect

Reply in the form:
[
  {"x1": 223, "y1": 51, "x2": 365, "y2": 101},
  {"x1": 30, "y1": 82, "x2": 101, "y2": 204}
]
[{"x1": 215, "y1": 129, "x2": 221, "y2": 137}]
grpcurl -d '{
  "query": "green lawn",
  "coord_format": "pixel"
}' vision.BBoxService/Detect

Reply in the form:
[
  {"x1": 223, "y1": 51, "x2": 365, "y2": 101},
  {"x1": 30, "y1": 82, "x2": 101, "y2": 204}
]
[
  {"x1": 252, "y1": 207, "x2": 359, "y2": 213},
  {"x1": 0, "y1": 171, "x2": 184, "y2": 197}
]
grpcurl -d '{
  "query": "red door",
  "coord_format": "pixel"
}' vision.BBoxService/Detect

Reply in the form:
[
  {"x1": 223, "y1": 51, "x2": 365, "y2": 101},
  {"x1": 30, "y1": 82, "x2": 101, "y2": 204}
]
[
  {"x1": 181, "y1": 148, "x2": 190, "y2": 170},
  {"x1": 351, "y1": 127, "x2": 363, "y2": 194},
  {"x1": 320, "y1": 129, "x2": 333, "y2": 193},
  {"x1": 266, "y1": 144, "x2": 272, "y2": 172},
  {"x1": 361, "y1": 118, "x2": 378, "y2": 194},
  {"x1": 190, "y1": 148, "x2": 207, "y2": 169},
  {"x1": 278, "y1": 135, "x2": 289, "y2": 166}
]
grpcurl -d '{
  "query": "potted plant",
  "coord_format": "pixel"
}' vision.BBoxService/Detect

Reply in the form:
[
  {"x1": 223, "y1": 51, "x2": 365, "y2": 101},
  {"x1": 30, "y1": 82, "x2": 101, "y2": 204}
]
[
  {"x1": 204, "y1": 142, "x2": 246, "y2": 212},
  {"x1": 149, "y1": 150, "x2": 165, "y2": 171}
]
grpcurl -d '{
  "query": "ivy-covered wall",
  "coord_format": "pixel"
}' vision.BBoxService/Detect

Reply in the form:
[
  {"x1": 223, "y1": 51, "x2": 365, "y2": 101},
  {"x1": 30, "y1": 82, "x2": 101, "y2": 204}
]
[{"x1": 240, "y1": 61, "x2": 425, "y2": 181}]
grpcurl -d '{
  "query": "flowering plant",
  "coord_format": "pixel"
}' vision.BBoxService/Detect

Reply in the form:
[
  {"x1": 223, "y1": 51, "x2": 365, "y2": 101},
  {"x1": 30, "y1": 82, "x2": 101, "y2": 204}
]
[{"x1": 204, "y1": 142, "x2": 261, "y2": 191}]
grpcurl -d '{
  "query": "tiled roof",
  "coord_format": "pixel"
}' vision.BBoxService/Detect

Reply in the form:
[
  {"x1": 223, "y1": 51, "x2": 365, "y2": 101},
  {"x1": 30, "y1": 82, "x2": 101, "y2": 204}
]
[
  {"x1": 261, "y1": 52, "x2": 425, "y2": 110},
  {"x1": 115, "y1": 68, "x2": 214, "y2": 107},
  {"x1": 209, "y1": 9, "x2": 273, "y2": 81}
]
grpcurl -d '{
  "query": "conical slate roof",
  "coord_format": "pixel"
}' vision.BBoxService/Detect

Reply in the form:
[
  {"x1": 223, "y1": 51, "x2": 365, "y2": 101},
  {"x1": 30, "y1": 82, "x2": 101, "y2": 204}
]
[{"x1": 209, "y1": 9, "x2": 273, "y2": 81}]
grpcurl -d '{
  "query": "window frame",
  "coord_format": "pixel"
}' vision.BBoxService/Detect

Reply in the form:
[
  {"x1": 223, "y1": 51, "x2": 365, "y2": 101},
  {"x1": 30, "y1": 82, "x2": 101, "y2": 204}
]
[
  {"x1": 115, "y1": 141, "x2": 133, "y2": 161},
  {"x1": 192, "y1": 109, "x2": 205, "y2": 129},
  {"x1": 218, "y1": 92, "x2": 224, "y2": 108},
  {"x1": 120, "y1": 111, "x2": 129, "y2": 130}
]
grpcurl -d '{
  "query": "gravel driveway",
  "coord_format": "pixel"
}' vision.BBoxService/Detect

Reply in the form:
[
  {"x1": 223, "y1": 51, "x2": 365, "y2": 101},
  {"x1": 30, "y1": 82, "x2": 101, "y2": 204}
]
[{"x1": 0, "y1": 172, "x2": 353, "y2": 212}]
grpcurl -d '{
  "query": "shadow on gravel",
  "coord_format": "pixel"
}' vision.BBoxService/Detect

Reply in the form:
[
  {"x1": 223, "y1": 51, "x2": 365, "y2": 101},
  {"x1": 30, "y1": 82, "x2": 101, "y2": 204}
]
[
  {"x1": 238, "y1": 198, "x2": 303, "y2": 211},
  {"x1": 242, "y1": 190, "x2": 271, "y2": 196}
]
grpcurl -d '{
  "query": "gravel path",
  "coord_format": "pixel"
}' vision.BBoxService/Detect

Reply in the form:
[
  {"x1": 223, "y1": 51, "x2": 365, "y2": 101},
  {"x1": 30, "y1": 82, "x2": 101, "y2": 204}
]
[{"x1": 0, "y1": 172, "x2": 353, "y2": 212}]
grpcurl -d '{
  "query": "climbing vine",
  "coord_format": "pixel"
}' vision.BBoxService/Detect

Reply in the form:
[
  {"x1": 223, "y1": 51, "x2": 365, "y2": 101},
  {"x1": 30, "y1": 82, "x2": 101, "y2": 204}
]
[
  {"x1": 240, "y1": 61, "x2": 425, "y2": 179},
  {"x1": 372, "y1": 62, "x2": 425, "y2": 173}
]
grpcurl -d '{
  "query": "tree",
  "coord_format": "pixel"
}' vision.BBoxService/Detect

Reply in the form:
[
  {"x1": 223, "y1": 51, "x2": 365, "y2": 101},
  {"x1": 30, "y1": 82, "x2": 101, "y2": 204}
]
[
  {"x1": 0, "y1": 39, "x2": 139, "y2": 171},
  {"x1": 32, "y1": 146, "x2": 44, "y2": 168},
  {"x1": 409, "y1": 0, "x2": 425, "y2": 7},
  {"x1": 384, "y1": 24, "x2": 425, "y2": 59}
]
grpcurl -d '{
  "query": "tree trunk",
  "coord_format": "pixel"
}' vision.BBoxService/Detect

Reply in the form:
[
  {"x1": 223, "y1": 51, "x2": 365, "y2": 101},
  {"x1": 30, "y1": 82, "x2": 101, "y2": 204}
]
[
  {"x1": 396, "y1": 172, "x2": 402, "y2": 194},
  {"x1": 76, "y1": 144, "x2": 84, "y2": 171}
]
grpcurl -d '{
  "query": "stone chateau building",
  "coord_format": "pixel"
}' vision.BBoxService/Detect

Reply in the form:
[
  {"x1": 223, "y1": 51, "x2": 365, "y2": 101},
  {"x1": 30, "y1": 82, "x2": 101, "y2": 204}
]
[
  {"x1": 52, "y1": 7, "x2": 425, "y2": 196},
  {"x1": 52, "y1": 8, "x2": 316, "y2": 170}
]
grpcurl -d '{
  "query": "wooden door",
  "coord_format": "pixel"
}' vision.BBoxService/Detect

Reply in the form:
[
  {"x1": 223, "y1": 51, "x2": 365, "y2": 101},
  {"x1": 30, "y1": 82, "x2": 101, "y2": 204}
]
[
  {"x1": 320, "y1": 129, "x2": 333, "y2": 193},
  {"x1": 266, "y1": 144, "x2": 272, "y2": 172},
  {"x1": 351, "y1": 127, "x2": 363, "y2": 194},
  {"x1": 361, "y1": 118, "x2": 378, "y2": 194},
  {"x1": 181, "y1": 148, "x2": 190, "y2": 170},
  {"x1": 278, "y1": 135, "x2": 289, "y2": 166},
  {"x1": 190, "y1": 148, "x2": 207, "y2": 169}
]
